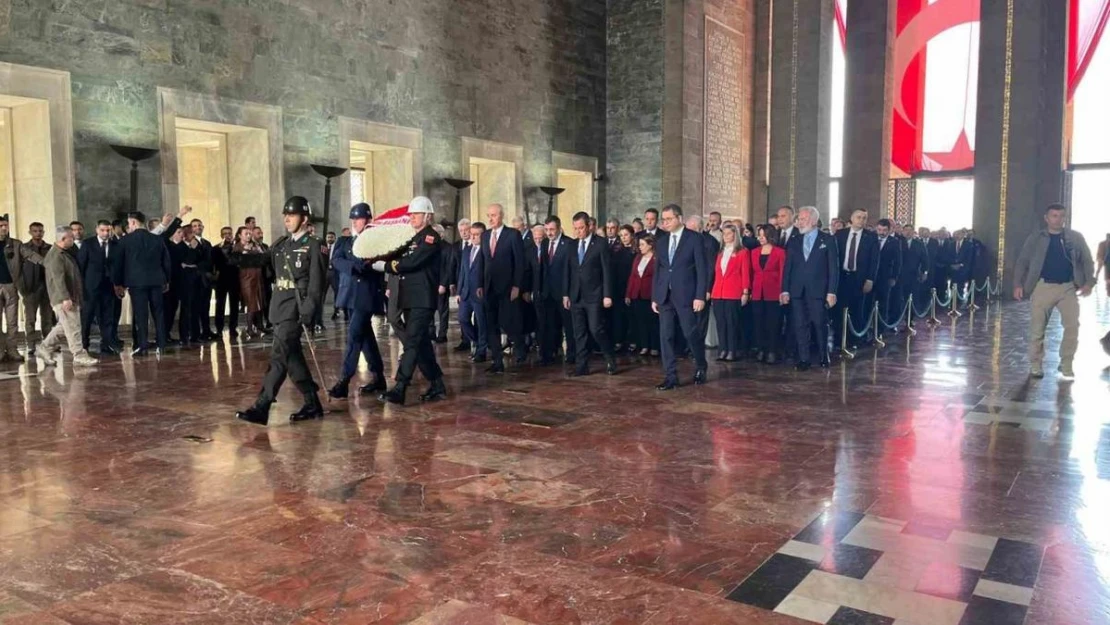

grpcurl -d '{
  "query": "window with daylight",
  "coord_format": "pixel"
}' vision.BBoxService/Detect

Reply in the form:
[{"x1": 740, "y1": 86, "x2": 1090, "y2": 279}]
[
  {"x1": 1068, "y1": 0, "x2": 1110, "y2": 249},
  {"x1": 829, "y1": 0, "x2": 846, "y2": 225}
]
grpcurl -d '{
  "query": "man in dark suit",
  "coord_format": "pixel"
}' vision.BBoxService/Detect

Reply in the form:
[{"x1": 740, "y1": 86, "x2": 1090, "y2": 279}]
[
  {"x1": 652, "y1": 204, "x2": 708, "y2": 390},
  {"x1": 933, "y1": 228, "x2": 953, "y2": 295},
  {"x1": 564, "y1": 211, "x2": 616, "y2": 376},
  {"x1": 112, "y1": 211, "x2": 172, "y2": 356},
  {"x1": 522, "y1": 223, "x2": 544, "y2": 353},
  {"x1": 949, "y1": 228, "x2": 976, "y2": 300},
  {"x1": 898, "y1": 224, "x2": 929, "y2": 322},
  {"x1": 213, "y1": 226, "x2": 239, "y2": 337},
  {"x1": 189, "y1": 219, "x2": 217, "y2": 340},
  {"x1": 440, "y1": 218, "x2": 468, "y2": 348},
  {"x1": 76, "y1": 220, "x2": 120, "y2": 354},
  {"x1": 776, "y1": 205, "x2": 798, "y2": 247},
  {"x1": 918, "y1": 226, "x2": 940, "y2": 304},
  {"x1": 636, "y1": 208, "x2": 661, "y2": 240},
  {"x1": 686, "y1": 215, "x2": 720, "y2": 352},
  {"x1": 540, "y1": 215, "x2": 574, "y2": 366},
  {"x1": 457, "y1": 221, "x2": 487, "y2": 362},
  {"x1": 480, "y1": 203, "x2": 526, "y2": 372},
  {"x1": 833, "y1": 209, "x2": 879, "y2": 348},
  {"x1": 781, "y1": 206, "x2": 839, "y2": 370},
  {"x1": 874, "y1": 218, "x2": 903, "y2": 326},
  {"x1": 328, "y1": 203, "x2": 386, "y2": 399}
]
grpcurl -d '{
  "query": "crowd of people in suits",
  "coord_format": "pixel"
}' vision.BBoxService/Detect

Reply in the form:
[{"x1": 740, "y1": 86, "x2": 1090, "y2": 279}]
[{"x1": 0, "y1": 196, "x2": 998, "y2": 385}]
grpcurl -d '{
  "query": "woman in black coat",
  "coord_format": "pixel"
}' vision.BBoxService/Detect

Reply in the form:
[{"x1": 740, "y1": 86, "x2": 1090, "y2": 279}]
[{"x1": 609, "y1": 225, "x2": 637, "y2": 352}]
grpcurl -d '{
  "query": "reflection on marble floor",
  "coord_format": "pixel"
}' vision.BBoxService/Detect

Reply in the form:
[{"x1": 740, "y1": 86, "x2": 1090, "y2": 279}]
[{"x1": 0, "y1": 298, "x2": 1108, "y2": 624}]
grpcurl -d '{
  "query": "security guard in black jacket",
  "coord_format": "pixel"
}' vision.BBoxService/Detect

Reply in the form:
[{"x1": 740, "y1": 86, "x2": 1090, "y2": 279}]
[
  {"x1": 237, "y1": 196, "x2": 326, "y2": 425},
  {"x1": 378, "y1": 196, "x2": 447, "y2": 405}
]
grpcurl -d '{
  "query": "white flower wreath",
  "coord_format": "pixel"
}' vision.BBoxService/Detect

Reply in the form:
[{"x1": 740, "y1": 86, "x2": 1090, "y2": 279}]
[{"x1": 352, "y1": 223, "x2": 414, "y2": 261}]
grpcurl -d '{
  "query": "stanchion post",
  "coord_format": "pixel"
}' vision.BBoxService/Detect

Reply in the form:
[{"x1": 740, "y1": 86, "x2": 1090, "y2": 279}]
[
  {"x1": 840, "y1": 308, "x2": 856, "y2": 360},
  {"x1": 906, "y1": 294, "x2": 918, "y2": 336},
  {"x1": 873, "y1": 301, "x2": 886, "y2": 348},
  {"x1": 948, "y1": 283, "x2": 962, "y2": 317},
  {"x1": 927, "y1": 288, "x2": 941, "y2": 326},
  {"x1": 969, "y1": 280, "x2": 980, "y2": 311}
]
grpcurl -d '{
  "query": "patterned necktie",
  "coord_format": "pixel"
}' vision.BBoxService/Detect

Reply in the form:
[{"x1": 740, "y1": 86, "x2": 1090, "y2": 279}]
[
  {"x1": 578, "y1": 239, "x2": 586, "y2": 264},
  {"x1": 549, "y1": 239, "x2": 556, "y2": 260},
  {"x1": 669, "y1": 234, "x2": 677, "y2": 263},
  {"x1": 490, "y1": 230, "x2": 498, "y2": 258}
]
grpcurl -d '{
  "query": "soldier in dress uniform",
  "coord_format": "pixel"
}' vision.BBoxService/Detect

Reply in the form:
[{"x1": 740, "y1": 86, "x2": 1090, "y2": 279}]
[
  {"x1": 327, "y1": 202, "x2": 387, "y2": 399},
  {"x1": 236, "y1": 196, "x2": 326, "y2": 425},
  {"x1": 378, "y1": 196, "x2": 448, "y2": 405}
]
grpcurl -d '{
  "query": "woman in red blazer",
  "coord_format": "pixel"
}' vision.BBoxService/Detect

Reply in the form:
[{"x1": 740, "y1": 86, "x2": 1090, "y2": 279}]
[
  {"x1": 750, "y1": 224, "x2": 786, "y2": 363},
  {"x1": 625, "y1": 234, "x2": 659, "y2": 356},
  {"x1": 711, "y1": 224, "x2": 752, "y2": 362}
]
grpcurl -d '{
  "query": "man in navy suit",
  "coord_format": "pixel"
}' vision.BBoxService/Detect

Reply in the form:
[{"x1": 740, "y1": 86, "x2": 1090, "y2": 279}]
[
  {"x1": 77, "y1": 220, "x2": 119, "y2": 354},
  {"x1": 652, "y1": 204, "x2": 708, "y2": 390},
  {"x1": 833, "y1": 209, "x2": 879, "y2": 349},
  {"x1": 112, "y1": 211, "x2": 172, "y2": 356},
  {"x1": 949, "y1": 228, "x2": 976, "y2": 300},
  {"x1": 480, "y1": 203, "x2": 526, "y2": 372},
  {"x1": 564, "y1": 211, "x2": 616, "y2": 376},
  {"x1": 874, "y1": 218, "x2": 903, "y2": 326},
  {"x1": 781, "y1": 206, "x2": 839, "y2": 370},
  {"x1": 327, "y1": 203, "x2": 386, "y2": 399},
  {"x1": 540, "y1": 215, "x2": 574, "y2": 366},
  {"x1": 457, "y1": 221, "x2": 488, "y2": 362}
]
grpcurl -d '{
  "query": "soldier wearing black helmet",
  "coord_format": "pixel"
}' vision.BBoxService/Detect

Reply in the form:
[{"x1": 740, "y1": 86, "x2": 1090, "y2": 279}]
[{"x1": 236, "y1": 196, "x2": 326, "y2": 425}]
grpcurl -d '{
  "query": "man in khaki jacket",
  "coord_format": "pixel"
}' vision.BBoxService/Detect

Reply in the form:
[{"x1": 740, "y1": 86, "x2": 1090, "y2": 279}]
[
  {"x1": 1013, "y1": 203, "x2": 1095, "y2": 379},
  {"x1": 35, "y1": 227, "x2": 97, "y2": 367}
]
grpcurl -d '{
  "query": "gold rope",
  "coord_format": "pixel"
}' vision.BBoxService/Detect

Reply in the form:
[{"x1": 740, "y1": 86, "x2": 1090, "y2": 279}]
[{"x1": 996, "y1": 0, "x2": 1015, "y2": 279}]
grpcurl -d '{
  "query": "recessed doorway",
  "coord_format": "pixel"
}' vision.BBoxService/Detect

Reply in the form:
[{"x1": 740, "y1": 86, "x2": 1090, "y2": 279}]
[
  {"x1": 349, "y1": 141, "x2": 414, "y2": 213},
  {"x1": 468, "y1": 157, "x2": 518, "y2": 223},
  {"x1": 173, "y1": 118, "x2": 269, "y2": 234},
  {"x1": 0, "y1": 95, "x2": 56, "y2": 237},
  {"x1": 555, "y1": 169, "x2": 594, "y2": 225}
]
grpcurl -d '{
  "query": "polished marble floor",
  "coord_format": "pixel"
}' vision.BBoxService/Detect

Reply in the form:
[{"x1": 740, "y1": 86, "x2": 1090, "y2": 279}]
[{"x1": 1, "y1": 294, "x2": 1109, "y2": 625}]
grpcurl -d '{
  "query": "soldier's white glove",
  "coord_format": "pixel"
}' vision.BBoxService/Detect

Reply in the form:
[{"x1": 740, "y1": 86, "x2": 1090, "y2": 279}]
[{"x1": 371, "y1": 261, "x2": 386, "y2": 272}]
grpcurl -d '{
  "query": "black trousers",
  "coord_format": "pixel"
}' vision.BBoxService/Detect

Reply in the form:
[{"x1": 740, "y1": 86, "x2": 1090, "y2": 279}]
[
  {"x1": 834, "y1": 271, "x2": 867, "y2": 346},
  {"x1": 792, "y1": 297, "x2": 829, "y2": 364},
  {"x1": 753, "y1": 300, "x2": 782, "y2": 354},
  {"x1": 163, "y1": 287, "x2": 179, "y2": 340},
  {"x1": 257, "y1": 318, "x2": 318, "y2": 405},
  {"x1": 631, "y1": 299, "x2": 659, "y2": 351},
  {"x1": 178, "y1": 273, "x2": 204, "y2": 343},
  {"x1": 387, "y1": 292, "x2": 407, "y2": 345},
  {"x1": 609, "y1": 299, "x2": 631, "y2": 347},
  {"x1": 396, "y1": 306, "x2": 443, "y2": 385},
  {"x1": 712, "y1": 299, "x2": 743, "y2": 353},
  {"x1": 485, "y1": 291, "x2": 523, "y2": 365},
  {"x1": 215, "y1": 279, "x2": 240, "y2": 333},
  {"x1": 129, "y1": 285, "x2": 166, "y2": 349},
  {"x1": 571, "y1": 301, "x2": 613, "y2": 368},
  {"x1": 199, "y1": 284, "x2": 213, "y2": 334},
  {"x1": 659, "y1": 299, "x2": 706, "y2": 382},
  {"x1": 540, "y1": 297, "x2": 574, "y2": 361},
  {"x1": 432, "y1": 291, "x2": 450, "y2": 340},
  {"x1": 81, "y1": 285, "x2": 116, "y2": 351}
]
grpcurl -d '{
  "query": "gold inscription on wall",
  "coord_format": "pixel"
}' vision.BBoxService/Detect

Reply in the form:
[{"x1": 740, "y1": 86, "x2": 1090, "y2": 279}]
[{"x1": 703, "y1": 17, "x2": 748, "y2": 217}]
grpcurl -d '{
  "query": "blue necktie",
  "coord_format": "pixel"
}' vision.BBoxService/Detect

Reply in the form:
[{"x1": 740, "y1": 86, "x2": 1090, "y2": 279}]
[
  {"x1": 578, "y1": 239, "x2": 586, "y2": 264},
  {"x1": 669, "y1": 234, "x2": 677, "y2": 263},
  {"x1": 804, "y1": 233, "x2": 814, "y2": 260}
]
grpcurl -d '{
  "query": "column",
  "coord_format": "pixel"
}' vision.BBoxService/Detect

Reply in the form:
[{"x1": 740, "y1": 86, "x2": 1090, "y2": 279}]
[
  {"x1": 973, "y1": 0, "x2": 1067, "y2": 286},
  {"x1": 767, "y1": 0, "x2": 834, "y2": 217},
  {"x1": 837, "y1": 0, "x2": 897, "y2": 222}
]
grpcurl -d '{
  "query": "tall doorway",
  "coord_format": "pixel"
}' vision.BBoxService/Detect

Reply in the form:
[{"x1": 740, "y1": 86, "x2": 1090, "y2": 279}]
[
  {"x1": 468, "y1": 157, "x2": 518, "y2": 223},
  {"x1": 349, "y1": 141, "x2": 414, "y2": 215},
  {"x1": 0, "y1": 95, "x2": 55, "y2": 237}
]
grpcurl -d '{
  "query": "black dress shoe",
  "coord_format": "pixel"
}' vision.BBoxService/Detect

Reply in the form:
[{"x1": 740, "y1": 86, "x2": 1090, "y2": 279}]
[
  {"x1": 290, "y1": 395, "x2": 324, "y2": 422},
  {"x1": 98, "y1": 346, "x2": 119, "y2": 356},
  {"x1": 755, "y1": 350, "x2": 765, "y2": 362},
  {"x1": 606, "y1": 361, "x2": 617, "y2": 375},
  {"x1": 327, "y1": 381, "x2": 350, "y2": 400},
  {"x1": 538, "y1": 358, "x2": 555, "y2": 366},
  {"x1": 453, "y1": 342, "x2": 472, "y2": 352},
  {"x1": 693, "y1": 369, "x2": 707, "y2": 385},
  {"x1": 331, "y1": 311, "x2": 339, "y2": 320},
  {"x1": 795, "y1": 361, "x2": 811, "y2": 371},
  {"x1": 564, "y1": 357, "x2": 576, "y2": 366},
  {"x1": 764, "y1": 352, "x2": 778, "y2": 365},
  {"x1": 470, "y1": 354, "x2": 488, "y2": 364},
  {"x1": 236, "y1": 404, "x2": 270, "y2": 425},
  {"x1": 419, "y1": 378, "x2": 447, "y2": 402},
  {"x1": 358, "y1": 375, "x2": 387, "y2": 395},
  {"x1": 819, "y1": 355, "x2": 831, "y2": 368},
  {"x1": 433, "y1": 336, "x2": 448, "y2": 344},
  {"x1": 716, "y1": 352, "x2": 728, "y2": 362},
  {"x1": 570, "y1": 367, "x2": 590, "y2": 377},
  {"x1": 378, "y1": 384, "x2": 407, "y2": 405},
  {"x1": 514, "y1": 355, "x2": 528, "y2": 365},
  {"x1": 486, "y1": 363, "x2": 505, "y2": 374},
  {"x1": 656, "y1": 379, "x2": 678, "y2": 391},
  {"x1": 130, "y1": 346, "x2": 148, "y2": 357}
]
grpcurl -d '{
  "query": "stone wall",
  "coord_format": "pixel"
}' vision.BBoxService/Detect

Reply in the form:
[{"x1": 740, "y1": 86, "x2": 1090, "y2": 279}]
[
  {"x1": 0, "y1": 0, "x2": 606, "y2": 230},
  {"x1": 605, "y1": 0, "x2": 665, "y2": 222}
]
